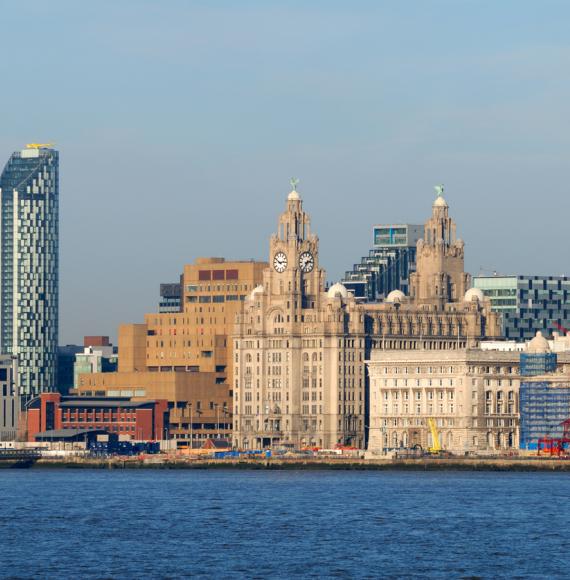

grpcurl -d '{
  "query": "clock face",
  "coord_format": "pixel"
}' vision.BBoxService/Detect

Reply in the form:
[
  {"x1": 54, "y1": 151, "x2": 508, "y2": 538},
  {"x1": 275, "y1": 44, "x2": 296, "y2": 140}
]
[
  {"x1": 273, "y1": 252, "x2": 287, "y2": 273},
  {"x1": 299, "y1": 251, "x2": 315, "y2": 273}
]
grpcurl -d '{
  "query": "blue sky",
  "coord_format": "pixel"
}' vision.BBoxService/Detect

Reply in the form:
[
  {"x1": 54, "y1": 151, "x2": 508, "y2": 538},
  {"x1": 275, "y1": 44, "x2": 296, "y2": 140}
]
[{"x1": 1, "y1": 1, "x2": 569, "y2": 343}]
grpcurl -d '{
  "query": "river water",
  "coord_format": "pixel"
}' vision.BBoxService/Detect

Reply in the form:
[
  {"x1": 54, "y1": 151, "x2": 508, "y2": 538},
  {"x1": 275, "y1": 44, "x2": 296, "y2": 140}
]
[{"x1": 0, "y1": 469, "x2": 568, "y2": 578}]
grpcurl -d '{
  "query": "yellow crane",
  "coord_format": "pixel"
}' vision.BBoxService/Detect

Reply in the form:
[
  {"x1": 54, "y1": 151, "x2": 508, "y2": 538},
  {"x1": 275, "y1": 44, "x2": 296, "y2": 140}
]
[
  {"x1": 428, "y1": 418, "x2": 442, "y2": 454},
  {"x1": 25, "y1": 142, "x2": 55, "y2": 149}
]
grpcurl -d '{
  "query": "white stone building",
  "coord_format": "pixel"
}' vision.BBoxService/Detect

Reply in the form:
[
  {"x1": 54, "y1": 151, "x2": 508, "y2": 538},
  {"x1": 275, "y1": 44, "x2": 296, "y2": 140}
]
[{"x1": 367, "y1": 347, "x2": 521, "y2": 454}]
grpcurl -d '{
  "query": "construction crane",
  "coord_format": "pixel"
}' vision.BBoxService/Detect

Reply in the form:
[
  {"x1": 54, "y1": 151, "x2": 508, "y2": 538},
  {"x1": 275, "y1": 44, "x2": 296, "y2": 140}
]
[
  {"x1": 25, "y1": 142, "x2": 55, "y2": 149},
  {"x1": 428, "y1": 418, "x2": 442, "y2": 454}
]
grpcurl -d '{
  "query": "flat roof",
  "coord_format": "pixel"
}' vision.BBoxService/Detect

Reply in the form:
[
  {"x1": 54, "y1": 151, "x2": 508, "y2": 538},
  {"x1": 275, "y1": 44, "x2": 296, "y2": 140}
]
[
  {"x1": 35, "y1": 428, "x2": 108, "y2": 439},
  {"x1": 60, "y1": 399, "x2": 158, "y2": 409}
]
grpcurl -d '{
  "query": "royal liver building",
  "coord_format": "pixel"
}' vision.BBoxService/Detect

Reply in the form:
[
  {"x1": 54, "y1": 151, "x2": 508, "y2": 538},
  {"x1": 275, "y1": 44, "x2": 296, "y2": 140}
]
[
  {"x1": 233, "y1": 184, "x2": 501, "y2": 450},
  {"x1": 0, "y1": 145, "x2": 59, "y2": 398},
  {"x1": 233, "y1": 186, "x2": 366, "y2": 449}
]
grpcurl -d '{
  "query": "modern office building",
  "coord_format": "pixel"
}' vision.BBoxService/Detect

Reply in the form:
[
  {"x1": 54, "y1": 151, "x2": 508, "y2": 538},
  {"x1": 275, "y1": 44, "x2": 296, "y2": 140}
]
[
  {"x1": 159, "y1": 282, "x2": 182, "y2": 313},
  {"x1": 473, "y1": 275, "x2": 570, "y2": 341},
  {"x1": 73, "y1": 336, "x2": 118, "y2": 388},
  {"x1": 0, "y1": 355, "x2": 19, "y2": 441},
  {"x1": 0, "y1": 145, "x2": 59, "y2": 398},
  {"x1": 342, "y1": 224, "x2": 422, "y2": 301}
]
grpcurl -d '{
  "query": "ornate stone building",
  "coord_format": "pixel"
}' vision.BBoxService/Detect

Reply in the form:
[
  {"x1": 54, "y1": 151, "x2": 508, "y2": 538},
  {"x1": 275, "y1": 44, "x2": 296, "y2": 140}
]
[
  {"x1": 233, "y1": 184, "x2": 501, "y2": 450},
  {"x1": 233, "y1": 187, "x2": 366, "y2": 449},
  {"x1": 367, "y1": 348, "x2": 521, "y2": 454},
  {"x1": 363, "y1": 189, "x2": 500, "y2": 352}
]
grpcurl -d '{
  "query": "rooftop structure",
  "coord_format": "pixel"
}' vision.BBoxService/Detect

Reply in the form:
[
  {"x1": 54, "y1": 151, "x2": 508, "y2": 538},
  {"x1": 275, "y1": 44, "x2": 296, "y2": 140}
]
[{"x1": 159, "y1": 282, "x2": 182, "y2": 313}]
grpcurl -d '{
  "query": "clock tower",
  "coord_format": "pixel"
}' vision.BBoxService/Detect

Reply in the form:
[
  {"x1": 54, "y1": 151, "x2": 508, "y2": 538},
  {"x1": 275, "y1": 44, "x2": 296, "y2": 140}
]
[
  {"x1": 233, "y1": 182, "x2": 365, "y2": 450},
  {"x1": 266, "y1": 185, "x2": 325, "y2": 309}
]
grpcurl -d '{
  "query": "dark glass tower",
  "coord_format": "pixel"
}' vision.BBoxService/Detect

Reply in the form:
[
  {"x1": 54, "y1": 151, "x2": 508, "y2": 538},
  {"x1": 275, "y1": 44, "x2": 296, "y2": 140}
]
[
  {"x1": 0, "y1": 146, "x2": 59, "y2": 398},
  {"x1": 342, "y1": 224, "x2": 422, "y2": 301}
]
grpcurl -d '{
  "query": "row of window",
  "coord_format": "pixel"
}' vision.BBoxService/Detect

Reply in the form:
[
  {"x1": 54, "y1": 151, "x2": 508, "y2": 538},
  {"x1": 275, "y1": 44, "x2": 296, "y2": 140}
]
[
  {"x1": 186, "y1": 295, "x2": 246, "y2": 303},
  {"x1": 381, "y1": 365, "x2": 517, "y2": 375}
]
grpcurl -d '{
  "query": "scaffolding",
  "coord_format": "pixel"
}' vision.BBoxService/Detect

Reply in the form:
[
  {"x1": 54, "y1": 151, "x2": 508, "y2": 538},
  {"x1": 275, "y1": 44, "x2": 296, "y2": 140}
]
[
  {"x1": 520, "y1": 353, "x2": 557, "y2": 376},
  {"x1": 520, "y1": 379, "x2": 570, "y2": 450}
]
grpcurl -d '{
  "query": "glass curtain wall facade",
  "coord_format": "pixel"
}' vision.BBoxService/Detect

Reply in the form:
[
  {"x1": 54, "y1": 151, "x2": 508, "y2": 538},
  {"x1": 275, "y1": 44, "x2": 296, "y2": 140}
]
[
  {"x1": 473, "y1": 276, "x2": 570, "y2": 340},
  {"x1": 0, "y1": 147, "x2": 59, "y2": 398},
  {"x1": 342, "y1": 224, "x2": 422, "y2": 301}
]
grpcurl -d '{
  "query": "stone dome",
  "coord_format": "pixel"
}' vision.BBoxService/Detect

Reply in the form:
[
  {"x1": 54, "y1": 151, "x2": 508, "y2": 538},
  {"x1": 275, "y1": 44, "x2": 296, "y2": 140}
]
[
  {"x1": 287, "y1": 190, "x2": 300, "y2": 201},
  {"x1": 386, "y1": 289, "x2": 406, "y2": 303},
  {"x1": 528, "y1": 331, "x2": 551, "y2": 354},
  {"x1": 433, "y1": 195, "x2": 448, "y2": 208},
  {"x1": 464, "y1": 288, "x2": 484, "y2": 302},
  {"x1": 249, "y1": 285, "x2": 264, "y2": 300},
  {"x1": 327, "y1": 282, "x2": 348, "y2": 299}
]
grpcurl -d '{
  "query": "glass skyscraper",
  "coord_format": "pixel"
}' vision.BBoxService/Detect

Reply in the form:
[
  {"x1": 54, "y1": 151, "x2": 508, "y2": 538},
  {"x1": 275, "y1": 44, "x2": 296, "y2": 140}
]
[{"x1": 0, "y1": 146, "x2": 59, "y2": 398}]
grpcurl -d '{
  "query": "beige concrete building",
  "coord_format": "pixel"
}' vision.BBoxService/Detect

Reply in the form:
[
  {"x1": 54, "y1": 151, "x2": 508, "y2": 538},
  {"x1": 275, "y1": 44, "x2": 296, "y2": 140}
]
[
  {"x1": 367, "y1": 348, "x2": 521, "y2": 455},
  {"x1": 143, "y1": 257, "x2": 267, "y2": 386},
  {"x1": 76, "y1": 257, "x2": 266, "y2": 445}
]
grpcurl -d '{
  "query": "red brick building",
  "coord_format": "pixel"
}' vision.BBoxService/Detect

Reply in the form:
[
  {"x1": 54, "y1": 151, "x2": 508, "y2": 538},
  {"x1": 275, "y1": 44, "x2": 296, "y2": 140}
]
[{"x1": 26, "y1": 393, "x2": 168, "y2": 442}]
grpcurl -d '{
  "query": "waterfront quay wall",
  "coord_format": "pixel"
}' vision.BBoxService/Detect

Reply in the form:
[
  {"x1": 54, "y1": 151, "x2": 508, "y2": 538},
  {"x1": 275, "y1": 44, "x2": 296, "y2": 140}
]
[{"x1": 28, "y1": 456, "x2": 570, "y2": 471}]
